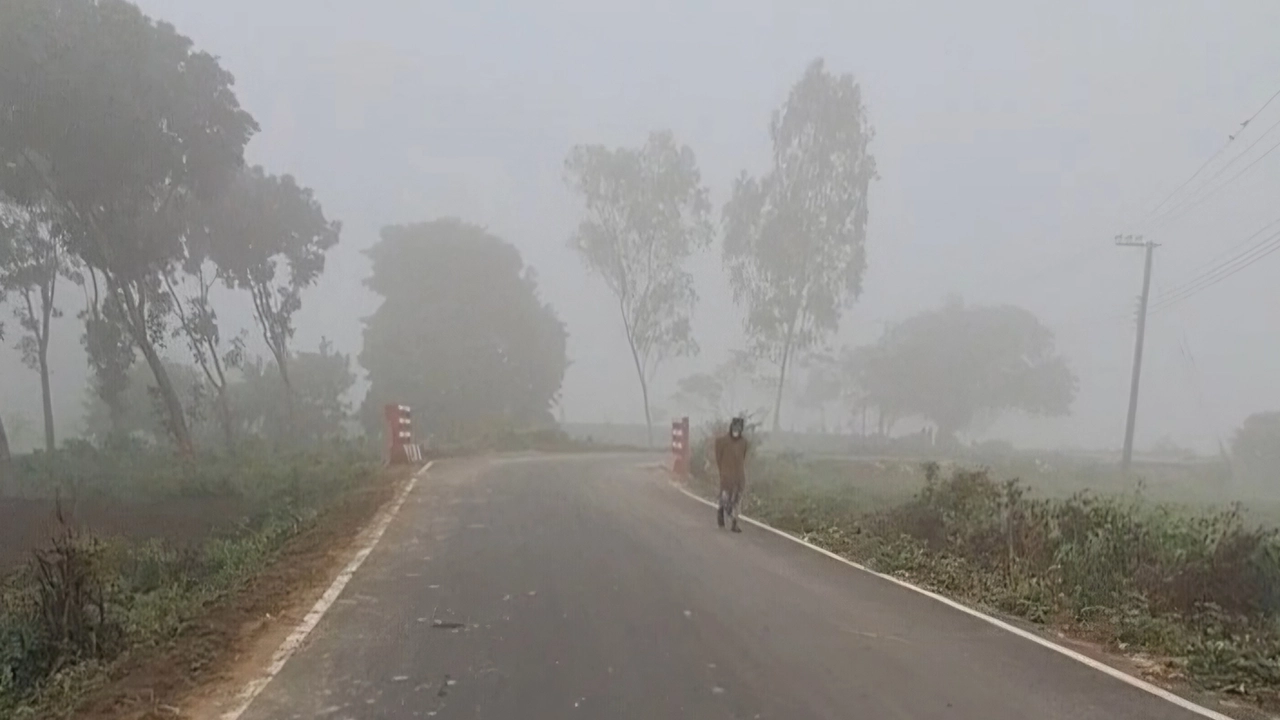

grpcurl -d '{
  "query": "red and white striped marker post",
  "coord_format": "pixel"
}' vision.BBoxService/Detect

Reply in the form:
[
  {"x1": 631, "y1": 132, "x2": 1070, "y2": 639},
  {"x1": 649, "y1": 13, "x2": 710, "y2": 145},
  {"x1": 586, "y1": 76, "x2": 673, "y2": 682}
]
[
  {"x1": 383, "y1": 404, "x2": 423, "y2": 464},
  {"x1": 671, "y1": 416, "x2": 691, "y2": 476}
]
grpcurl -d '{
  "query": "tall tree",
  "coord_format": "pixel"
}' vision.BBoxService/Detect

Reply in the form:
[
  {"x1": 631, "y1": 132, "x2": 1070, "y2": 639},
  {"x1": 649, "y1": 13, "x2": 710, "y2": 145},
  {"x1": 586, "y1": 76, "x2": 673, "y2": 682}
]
[
  {"x1": 0, "y1": 0, "x2": 258, "y2": 453},
  {"x1": 360, "y1": 219, "x2": 568, "y2": 444},
  {"x1": 564, "y1": 130, "x2": 713, "y2": 445},
  {"x1": 203, "y1": 167, "x2": 340, "y2": 429},
  {"x1": 163, "y1": 258, "x2": 246, "y2": 449},
  {"x1": 859, "y1": 300, "x2": 1077, "y2": 442},
  {"x1": 723, "y1": 58, "x2": 877, "y2": 431},
  {"x1": 0, "y1": 204, "x2": 77, "y2": 451}
]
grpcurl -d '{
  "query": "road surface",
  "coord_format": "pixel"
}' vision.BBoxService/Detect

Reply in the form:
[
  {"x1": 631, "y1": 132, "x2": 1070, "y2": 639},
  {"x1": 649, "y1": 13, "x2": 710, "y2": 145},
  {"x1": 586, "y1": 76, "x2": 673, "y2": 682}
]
[{"x1": 238, "y1": 454, "x2": 1219, "y2": 720}]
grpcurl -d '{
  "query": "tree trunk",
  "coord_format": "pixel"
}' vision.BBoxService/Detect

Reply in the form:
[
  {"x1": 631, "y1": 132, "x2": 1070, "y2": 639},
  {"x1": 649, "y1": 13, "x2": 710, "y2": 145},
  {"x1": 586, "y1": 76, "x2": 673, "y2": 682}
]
[
  {"x1": 625, "y1": 336, "x2": 653, "y2": 447},
  {"x1": 639, "y1": 374, "x2": 653, "y2": 448},
  {"x1": 269, "y1": 345, "x2": 296, "y2": 443},
  {"x1": 137, "y1": 337, "x2": 193, "y2": 454},
  {"x1": 771, "y1": 313, "x2": 802, "y2": 433},
  {"x1": 620, "y1": 305, "x2": 654, "y2": 448},
  {"x1": 771, "y1": 345, "x2": 792, "y2": 433},
  {"x1": 0, "y1": 414, "x2": 11, "y2": 496},
  {"x1": 37, "y1": 273, "x2": 57, "y2": 452},
  {"x1": 39, "y1": 348, "x2": 54, "y2": 453},
  {"x1": 118, "y1": 284, "x2": 193, "y2": 453},
  {"x1": 216, "y1": 387, "x2": 234, "y2": 451}
]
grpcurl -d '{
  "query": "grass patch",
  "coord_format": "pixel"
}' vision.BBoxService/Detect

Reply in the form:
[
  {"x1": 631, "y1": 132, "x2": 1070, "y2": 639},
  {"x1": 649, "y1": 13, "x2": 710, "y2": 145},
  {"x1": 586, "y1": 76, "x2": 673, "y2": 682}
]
[
  {"x1": 692, "y1": 454, "x2": 1280, "y2": 709},
  {"x1": 0, "y1": 444, "x2": 379, "y2": 718}
]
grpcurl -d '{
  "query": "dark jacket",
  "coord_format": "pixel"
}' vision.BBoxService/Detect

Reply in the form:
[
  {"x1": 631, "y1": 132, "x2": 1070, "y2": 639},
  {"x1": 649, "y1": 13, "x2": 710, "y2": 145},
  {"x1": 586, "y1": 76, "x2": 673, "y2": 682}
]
[{"x1": 715, "y1": 434, "x2": 749, "y2": 491}]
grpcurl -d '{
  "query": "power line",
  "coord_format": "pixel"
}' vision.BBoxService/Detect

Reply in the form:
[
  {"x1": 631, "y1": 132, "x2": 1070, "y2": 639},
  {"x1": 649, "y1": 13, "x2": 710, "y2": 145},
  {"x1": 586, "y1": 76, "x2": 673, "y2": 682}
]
[
  {"x1": 1151, "y1": 224, "x2": 1280, "y2": 309},
  {"x1": 1149, "y1": 127, "x2": 1280, "y2": 231},
  {"x1": 1240, "y1": 86, "x2": 1280, "y2": 127},
  {"x1": 1156, "y1": 214, "x2": 1280, "y2": 291},
  {"x1": 1129, "y1": 85, "x2": 1280, "y2": 233},
  {"x1": 1150, "y1": 236, "x2": 1280, "y2": 313},
  {"x1": 1149, "y1": 228, "x2": 1280, "y2": 313}
]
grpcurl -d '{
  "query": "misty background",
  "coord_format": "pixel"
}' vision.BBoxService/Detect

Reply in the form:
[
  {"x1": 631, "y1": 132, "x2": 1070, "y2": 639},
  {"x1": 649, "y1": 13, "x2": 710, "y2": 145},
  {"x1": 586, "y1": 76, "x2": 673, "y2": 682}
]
[{"x1": 3, "y1": 0, "x2": 1279, "y2": 454}]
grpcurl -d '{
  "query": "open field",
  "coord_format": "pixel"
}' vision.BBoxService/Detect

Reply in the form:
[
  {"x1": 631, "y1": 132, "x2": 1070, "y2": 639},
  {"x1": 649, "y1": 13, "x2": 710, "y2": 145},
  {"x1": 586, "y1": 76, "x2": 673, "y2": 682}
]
[
  {"x1": 0, "y1": 443, "x2": 394, "y2": 719},
  {"x1": 739, "y1": 454, "x2": 1280, "y2": 526},
  {"x1": 0, "y1": 497, "x2": 249, "y2": 577}
]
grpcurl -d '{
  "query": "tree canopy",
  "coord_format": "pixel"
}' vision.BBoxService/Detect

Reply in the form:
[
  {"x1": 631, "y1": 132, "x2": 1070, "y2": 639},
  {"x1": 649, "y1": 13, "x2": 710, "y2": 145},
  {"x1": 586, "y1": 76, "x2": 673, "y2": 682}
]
[
  {"x1": 858, "y1": 301, "x2": 1076, "y2": 441},
  {"x1": 0, "y1": 0, "x2": 259, "y2": 453},
  {"x1": 564, "y1": 130, "x2": 713, "y2": 445},
  {"x1": 195, "y1": 166, "x2": 341, "y2": 401},
  {"x1": 723, "y1": 58, "x2": 877, "y2": 431},
  {"x1": 359, "y1": 219, "x2": 568, "y2": 443}
]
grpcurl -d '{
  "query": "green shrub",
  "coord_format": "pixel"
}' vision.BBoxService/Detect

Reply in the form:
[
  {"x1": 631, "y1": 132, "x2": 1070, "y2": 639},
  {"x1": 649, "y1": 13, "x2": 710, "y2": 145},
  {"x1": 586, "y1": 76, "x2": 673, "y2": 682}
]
[
  {"x1": 719, "y1": 458, "x2": 1280, "y2": 705},
  {"x1": 0, "y1": 444, "x2": 377, "y2": 714}
]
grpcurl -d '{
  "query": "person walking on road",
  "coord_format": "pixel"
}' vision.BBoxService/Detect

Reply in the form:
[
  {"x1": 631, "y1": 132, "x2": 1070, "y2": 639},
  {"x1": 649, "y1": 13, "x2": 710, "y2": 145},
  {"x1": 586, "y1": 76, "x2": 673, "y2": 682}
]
[{"x1": 715, "y1": 416, "x2": 750, "y2": 533}]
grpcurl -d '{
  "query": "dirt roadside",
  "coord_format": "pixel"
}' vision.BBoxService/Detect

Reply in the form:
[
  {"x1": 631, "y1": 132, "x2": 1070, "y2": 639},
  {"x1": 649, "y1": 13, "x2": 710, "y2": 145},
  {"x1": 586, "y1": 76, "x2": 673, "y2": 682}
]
[{"x1": 68, "y1": 464, "x2": 419, "y2": 720}]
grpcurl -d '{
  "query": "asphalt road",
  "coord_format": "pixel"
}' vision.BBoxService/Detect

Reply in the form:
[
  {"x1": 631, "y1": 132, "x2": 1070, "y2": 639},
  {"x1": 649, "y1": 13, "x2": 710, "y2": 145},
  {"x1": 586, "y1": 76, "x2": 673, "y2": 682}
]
[{"x1": 238, "y1": 454, "x2": 1219, "y2": 720}]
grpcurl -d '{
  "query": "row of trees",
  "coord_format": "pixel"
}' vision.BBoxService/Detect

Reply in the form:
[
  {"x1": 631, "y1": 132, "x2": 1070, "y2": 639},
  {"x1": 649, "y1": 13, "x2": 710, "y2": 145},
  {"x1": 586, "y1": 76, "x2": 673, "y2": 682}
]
[
  {"x1": 0, "y1": 0, "x2": 572, "y2": 475},
  {"x1": 0, "y1": 0, "x2": 341, "y2": 465},
  {"x1": 673, "y1": 300, "x2": 1079, "y2": 445},
  {"x1": 564, "y1": 59, "x2": 877, "y2": 441},
  {"x1": 561, "y1": 60, "x2": 1084, "y2": 444}
]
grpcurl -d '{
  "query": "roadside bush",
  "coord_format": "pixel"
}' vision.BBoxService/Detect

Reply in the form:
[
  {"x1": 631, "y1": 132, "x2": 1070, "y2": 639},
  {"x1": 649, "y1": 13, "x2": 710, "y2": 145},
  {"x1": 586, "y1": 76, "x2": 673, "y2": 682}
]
[
  {"x1": 878, "y1": 464, "x2": 1280, "y2": 620},
  {"x1": 695, "y1": 458, "x2": 1280, "y2": 706}
]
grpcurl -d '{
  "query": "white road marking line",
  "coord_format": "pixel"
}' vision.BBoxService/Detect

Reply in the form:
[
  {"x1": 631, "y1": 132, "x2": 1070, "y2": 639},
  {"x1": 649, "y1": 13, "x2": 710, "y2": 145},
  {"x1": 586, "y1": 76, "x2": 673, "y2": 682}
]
[
  {"x1": 669, "y1": 481, "x2": 1238, "y2": 720},
  {"x1": 220, "y1": 461, "x2": 433, "y2": 720}
]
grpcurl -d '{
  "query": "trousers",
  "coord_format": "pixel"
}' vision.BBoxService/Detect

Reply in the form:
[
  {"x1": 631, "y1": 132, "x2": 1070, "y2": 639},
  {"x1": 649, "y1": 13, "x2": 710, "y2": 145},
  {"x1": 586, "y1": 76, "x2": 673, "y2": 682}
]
[{"x1": 719, "y1": 487, "x2": 742, "y2": 520}]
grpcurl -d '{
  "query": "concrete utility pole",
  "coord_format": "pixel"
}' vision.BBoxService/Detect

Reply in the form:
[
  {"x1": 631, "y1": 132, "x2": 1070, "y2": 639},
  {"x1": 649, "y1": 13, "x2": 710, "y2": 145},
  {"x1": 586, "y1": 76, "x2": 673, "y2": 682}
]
[{"x1": 1116, "y1": 235, "x2": 1158, "y2": 473}]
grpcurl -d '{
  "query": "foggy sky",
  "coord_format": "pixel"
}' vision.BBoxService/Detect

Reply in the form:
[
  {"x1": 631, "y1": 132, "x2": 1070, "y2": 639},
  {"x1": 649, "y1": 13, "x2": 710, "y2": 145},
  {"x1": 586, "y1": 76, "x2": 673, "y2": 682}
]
[{"x1": 3, "y1": 0, "x2": 1279, "y2": 453}]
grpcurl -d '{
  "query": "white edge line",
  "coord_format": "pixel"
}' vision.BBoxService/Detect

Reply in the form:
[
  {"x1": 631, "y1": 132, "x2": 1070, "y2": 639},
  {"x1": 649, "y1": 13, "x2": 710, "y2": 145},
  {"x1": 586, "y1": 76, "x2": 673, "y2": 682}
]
[
  {"x1": 669, "y1": 480, "x2": 1238, "y2": 720},
  {"x1": 220, "y1": 460, "x2": 434, "y2": 720}
]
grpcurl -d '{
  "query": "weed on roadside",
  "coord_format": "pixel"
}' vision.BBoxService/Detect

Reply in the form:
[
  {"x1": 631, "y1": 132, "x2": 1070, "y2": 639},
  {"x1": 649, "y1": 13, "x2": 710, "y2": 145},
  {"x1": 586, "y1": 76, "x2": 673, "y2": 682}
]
[{"x1": 697, "y1": 456, "x2": 1280, "y2": 709}]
